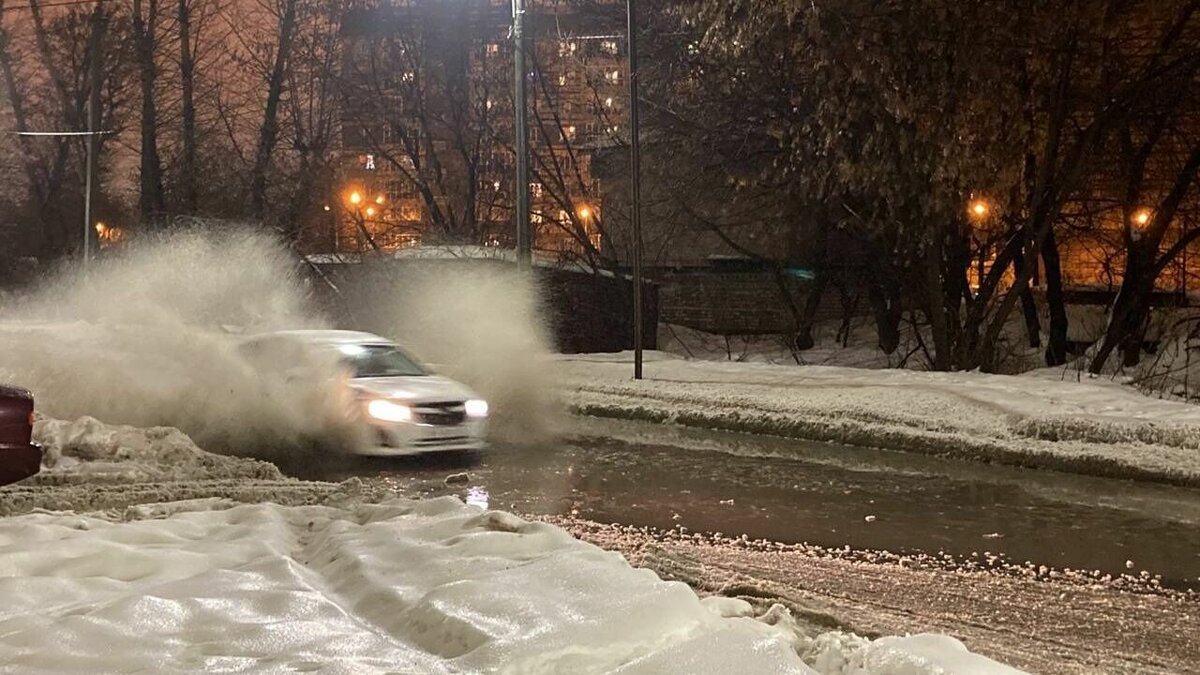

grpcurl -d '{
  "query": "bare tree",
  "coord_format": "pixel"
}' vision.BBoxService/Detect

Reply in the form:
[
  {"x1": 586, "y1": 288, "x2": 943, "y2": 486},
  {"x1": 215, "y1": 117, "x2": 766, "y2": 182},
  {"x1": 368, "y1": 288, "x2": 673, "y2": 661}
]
[{"x1": 132, "y1": 0, "x2": 166, "y2": 222}]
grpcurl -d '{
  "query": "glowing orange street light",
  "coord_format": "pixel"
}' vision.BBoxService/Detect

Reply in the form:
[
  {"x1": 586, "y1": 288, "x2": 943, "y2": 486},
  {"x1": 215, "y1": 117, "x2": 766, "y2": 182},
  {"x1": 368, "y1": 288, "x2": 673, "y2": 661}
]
[
  {"x1": 94, "y1": 221, "x2": 107, "y2": 235},
  {"x1": 968, "y1": 199, "x2": 989, "y2": 219},
  {"x1": 365, "y1": 206, "x2": 377, "y2": 217},
  {"x1": 577, "y1": 205, "x2": 592, "y2": 221},
  {"x1": 374, "y1": 194, "x2": 386, "y2": 205},
  {"x1": 1133, "y1": 208, "x2": 1152, "y2": 227},
  {"x1": 348, "y1": 191, "x2": 363, "y2": 206}
]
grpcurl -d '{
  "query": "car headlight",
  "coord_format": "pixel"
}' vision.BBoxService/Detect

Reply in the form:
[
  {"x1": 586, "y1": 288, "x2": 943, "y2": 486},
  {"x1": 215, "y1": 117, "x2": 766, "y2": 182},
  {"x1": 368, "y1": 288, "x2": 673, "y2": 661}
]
[
  {"x1": 367, "y1": 399, "x2": 413, "y2": 423},
  {"x1": 465, "y1": 399, "x2": 489, "y2": 418}
]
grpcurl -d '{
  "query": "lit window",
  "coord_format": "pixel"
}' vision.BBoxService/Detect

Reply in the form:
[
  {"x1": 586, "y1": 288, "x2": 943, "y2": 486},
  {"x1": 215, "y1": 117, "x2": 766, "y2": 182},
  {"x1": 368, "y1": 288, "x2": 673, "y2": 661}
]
[
  {"x1": 486, "y1": 98, "x2": 494, "y2": 110},
  {"x1": 604, "y1": 97, "x2": 613, "y2": 107},
  {"x1": 487, "y1": 43, "x2": 499, "y2": 54},
  {"x1": 558, "y1": 209, "x2": 569, "y2": 222},
  {"x1": 601, "y1": 40, "x2": 618, "y2": 54},
  {"x1": 530, "y1": 182, "x2": 544, "y2": 197},
  {"x1": 605, "y1": 70, "x2": 621, "y2": 84},
  {"x1": 564, "y1": 125, "x2": 576, "y2": 140},
  {"x1": 558, "y1": 74, "x2": 567, "y2": 86}
]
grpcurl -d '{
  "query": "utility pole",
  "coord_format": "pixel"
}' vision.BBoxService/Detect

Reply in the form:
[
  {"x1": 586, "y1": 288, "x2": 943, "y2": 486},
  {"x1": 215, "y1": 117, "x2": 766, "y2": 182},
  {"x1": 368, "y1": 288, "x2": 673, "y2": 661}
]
[
  {"x1": 83, "y1": 1, "x2": 107, "y2": 269},
  {"x1": 512, "y1": 0, "x2": 531, "y2": 271},
  {"x1": 627, "y1": 0, "x2": 644, "y2": 379}
]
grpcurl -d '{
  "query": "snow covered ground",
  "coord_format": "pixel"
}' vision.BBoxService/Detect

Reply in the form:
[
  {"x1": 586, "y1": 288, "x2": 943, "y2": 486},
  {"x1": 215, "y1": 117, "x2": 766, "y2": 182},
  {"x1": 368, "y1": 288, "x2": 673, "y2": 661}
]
[
  {"x1": 0, "y1": 416, "x2": 1026, "y2": 674},
  {"x1": 557, "y1": 351, "x2": 1200, "y2": 486}
]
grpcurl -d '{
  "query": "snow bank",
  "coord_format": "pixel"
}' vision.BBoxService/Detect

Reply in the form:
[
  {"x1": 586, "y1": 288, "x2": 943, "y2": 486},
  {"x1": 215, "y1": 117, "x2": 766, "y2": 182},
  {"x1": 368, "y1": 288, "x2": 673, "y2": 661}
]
[
  {"x1": 803, "y1": 633, "x2": 1027, "y2": 675},
  {"x1": 1, "y1": 414, "x2": 357, "y2": 517},
  {"x1": 557, "y1": 353, "x2": 1200, "y2": 485},
  {"x1": 30, "y1": 415, "x2": 282, "y2": 485},
  {"x1": 0, "y1": 497, "x2": 809, "y2": 674}
]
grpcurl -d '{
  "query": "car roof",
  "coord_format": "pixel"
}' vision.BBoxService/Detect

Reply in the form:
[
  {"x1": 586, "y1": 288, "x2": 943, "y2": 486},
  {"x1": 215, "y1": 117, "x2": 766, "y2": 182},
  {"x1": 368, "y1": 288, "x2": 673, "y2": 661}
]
[{"x1": 252, "y1": 329, "x2": 395, "y2": 346}]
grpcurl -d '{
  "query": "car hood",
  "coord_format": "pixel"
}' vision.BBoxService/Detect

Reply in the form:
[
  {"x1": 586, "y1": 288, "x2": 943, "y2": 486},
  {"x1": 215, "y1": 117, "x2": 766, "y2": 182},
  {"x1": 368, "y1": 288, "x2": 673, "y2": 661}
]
[{"x1": 349, "y1": 375, "x2": 479, "y2": 403}]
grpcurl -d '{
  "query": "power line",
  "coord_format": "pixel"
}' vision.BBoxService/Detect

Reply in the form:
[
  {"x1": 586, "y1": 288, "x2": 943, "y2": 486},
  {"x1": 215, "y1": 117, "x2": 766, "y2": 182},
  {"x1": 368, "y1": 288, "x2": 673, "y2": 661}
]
[{"x1": 12, "y1": 129, "x2": 113, "y2": 135}]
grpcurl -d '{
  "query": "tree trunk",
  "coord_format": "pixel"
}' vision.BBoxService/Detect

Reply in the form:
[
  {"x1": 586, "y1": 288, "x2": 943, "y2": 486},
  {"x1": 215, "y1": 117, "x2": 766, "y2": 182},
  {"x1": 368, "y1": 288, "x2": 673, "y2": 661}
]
[
  {"x1": 1090, "y1": 247, "x2": 1151, "y2": 373},
  {"x1": 178, "y1": 0, "x2": 197, "y2": 212},
  {"x1": 132, "y1": 0, "x2": 165, "y2": 223},
  {"x1": 1011, "y1": 249, "x2": 1042, "y2": 349},
  {"x1": 250, "y1": 0, "x2": 298, "y2": 220},
  {"x1": 923, "y1": 238, "x2": 953, "y2": 370},
  {"x1": 1120, "y1": 301, "x2": 1151, "y2": 368},
  {"x1": 865, "y1": 246, "x2": 901, "y2": 354},
  {"x1": 1041, "y1": 226, "x2": 1069, "y2": 365},
  {"x1": 792, "y1": 273, "x2": 827, "y2": 351}
]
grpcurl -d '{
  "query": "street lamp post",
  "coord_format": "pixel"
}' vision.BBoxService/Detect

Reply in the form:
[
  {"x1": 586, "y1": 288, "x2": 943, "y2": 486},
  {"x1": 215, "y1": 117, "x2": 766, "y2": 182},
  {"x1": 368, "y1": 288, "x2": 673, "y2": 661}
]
[
  {"x1": 512, "y1": 0, "x2": 532, "y2": 271},
  {"x1": 627, "y1": 0, "x2": 644, "y2": 380},
  {"x1": 507, "y1": 0, "x2": 643, "y2": 378}
]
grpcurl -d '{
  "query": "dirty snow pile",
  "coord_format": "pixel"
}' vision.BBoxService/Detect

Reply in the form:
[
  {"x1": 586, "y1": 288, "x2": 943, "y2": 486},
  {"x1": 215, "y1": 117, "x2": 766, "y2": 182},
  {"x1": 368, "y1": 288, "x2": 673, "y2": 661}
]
[
  {"x1": 558, "y1": 352, "x2": 1200, "y2": 485},
  {"x1": 29, "y1": 415, "x2": 282, "y2": 485},
  {"x1": 0, "y1": 414, "x2": 389, "y2": 517},
  {"x1": 0, "y1": 495, "x2": 1023, "y2": 674}
]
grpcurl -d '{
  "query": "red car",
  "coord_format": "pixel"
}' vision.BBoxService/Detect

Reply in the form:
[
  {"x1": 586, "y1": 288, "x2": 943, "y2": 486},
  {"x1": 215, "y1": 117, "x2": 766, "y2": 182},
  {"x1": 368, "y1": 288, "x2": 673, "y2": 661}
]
[{"x1": 0, "y1": 385, "x2": 42, "y2": 486}]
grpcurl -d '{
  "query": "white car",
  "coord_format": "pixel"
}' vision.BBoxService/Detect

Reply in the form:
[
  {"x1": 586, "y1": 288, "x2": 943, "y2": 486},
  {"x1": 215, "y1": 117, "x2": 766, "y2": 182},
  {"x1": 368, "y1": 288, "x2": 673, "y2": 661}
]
[{"x1": 239, "y1": 330, "x2": 488, "y2": 455}]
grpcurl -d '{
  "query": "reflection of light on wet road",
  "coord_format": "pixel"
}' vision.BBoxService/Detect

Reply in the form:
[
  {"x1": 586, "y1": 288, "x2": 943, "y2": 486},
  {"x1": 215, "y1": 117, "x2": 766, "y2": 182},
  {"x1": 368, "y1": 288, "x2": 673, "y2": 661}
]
[{"x1": 466, "y1": 485, "x2": 489, "y2": 510}]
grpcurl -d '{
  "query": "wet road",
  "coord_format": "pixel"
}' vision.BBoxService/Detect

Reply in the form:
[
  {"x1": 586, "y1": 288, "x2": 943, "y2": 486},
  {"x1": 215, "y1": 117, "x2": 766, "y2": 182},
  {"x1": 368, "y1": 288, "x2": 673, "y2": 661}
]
[{"x1": 283, "y1": 416, "x2": 1200, "y2": 591}]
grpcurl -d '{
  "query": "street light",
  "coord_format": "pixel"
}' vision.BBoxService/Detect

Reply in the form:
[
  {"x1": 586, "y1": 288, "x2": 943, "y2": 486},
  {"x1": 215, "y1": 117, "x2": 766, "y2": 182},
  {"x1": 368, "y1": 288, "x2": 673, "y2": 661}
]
[
  {"x1": 348, "y1": 191, "x2": 363, "y2": 206},
  {"x1": 1133, "y1": 208, "x2": 1153, "y2": 227},
  {"x1": 968, "y1": 198, "x2": 989, "y2": 220}
]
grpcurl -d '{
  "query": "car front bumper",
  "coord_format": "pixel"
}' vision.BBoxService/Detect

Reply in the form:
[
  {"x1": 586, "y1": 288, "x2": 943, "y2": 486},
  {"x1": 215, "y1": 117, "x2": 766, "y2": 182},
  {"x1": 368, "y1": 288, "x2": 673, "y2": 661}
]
[{"x1": 356, "y1": 419, "x2": 488, "y2": 456}]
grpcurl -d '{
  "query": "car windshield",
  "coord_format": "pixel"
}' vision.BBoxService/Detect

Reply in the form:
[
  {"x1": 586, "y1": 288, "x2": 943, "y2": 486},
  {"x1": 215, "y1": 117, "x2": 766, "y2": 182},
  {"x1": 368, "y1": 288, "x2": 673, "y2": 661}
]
[{"x1": 338, "y1": 343, "x2": 427, "y2": 378}]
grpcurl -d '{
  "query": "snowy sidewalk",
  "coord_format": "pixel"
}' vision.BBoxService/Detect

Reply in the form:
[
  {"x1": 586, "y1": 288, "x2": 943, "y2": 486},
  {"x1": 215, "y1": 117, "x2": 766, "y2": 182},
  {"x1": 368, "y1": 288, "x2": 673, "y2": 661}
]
[{"x1": 556, "y1": 353, "x2": 1200, "y2": 486}]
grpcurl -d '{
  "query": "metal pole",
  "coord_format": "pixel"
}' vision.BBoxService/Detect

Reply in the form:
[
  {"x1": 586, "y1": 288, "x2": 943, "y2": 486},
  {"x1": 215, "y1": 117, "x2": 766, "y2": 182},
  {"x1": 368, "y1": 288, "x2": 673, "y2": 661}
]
[
  {"x1": 83, "y1": 2, "x2": 106, "y2": 269},
  {"x1": 627, "y1": 0, "x2": 644, "y2": 379},
  {"x1": 512, "y1": 0, "x2": 531, "y2": 271}
]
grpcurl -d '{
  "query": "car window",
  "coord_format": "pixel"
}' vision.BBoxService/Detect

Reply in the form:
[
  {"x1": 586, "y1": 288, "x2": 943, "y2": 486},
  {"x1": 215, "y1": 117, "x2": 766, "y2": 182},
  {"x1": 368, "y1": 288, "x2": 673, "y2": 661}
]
[{"x1": 339, "y1": 344, "x2": 427, "y2": 378}]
